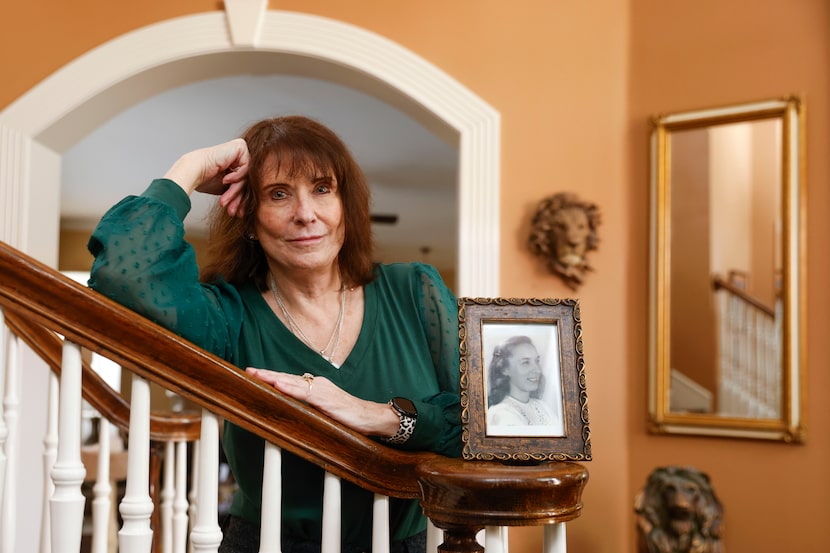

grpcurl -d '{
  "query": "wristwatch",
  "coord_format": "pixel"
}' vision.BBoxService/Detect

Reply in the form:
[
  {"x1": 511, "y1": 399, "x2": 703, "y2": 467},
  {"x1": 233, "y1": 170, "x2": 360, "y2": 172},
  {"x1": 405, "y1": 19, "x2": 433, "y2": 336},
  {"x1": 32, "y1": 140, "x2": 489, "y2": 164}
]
[{"x1": 383, "y1": 397, "x2": 418, "y2": 445}]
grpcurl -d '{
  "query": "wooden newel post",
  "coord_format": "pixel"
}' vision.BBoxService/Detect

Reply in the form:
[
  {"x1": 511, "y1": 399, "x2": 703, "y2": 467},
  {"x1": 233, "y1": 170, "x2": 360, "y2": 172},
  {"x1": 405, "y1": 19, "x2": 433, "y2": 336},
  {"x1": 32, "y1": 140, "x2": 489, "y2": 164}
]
[
  {"x1": 417, "y1": 458, "x2": 589, "y2": 553},
  {"x1": 434, "y1": 526, "x2": 484, "y2": 553}
]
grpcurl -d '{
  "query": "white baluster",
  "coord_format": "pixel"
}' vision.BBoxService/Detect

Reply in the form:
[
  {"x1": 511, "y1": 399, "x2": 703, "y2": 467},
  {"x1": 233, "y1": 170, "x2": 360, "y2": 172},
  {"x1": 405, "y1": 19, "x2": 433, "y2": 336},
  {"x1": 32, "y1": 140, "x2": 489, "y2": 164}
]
[
  {"x1": 162, "y1": 440, "x2": 175, "y2": 553},
  {"x1": 543, "y1": 523, "x2": 566, "y2": 553},
  {"x1": 91, "y1": 418, "x2": 113, "y2": 553},
  {"x1": 774, "y1": 298, "x2": 783, "y2": 419},
  {"x1": 173, "y1": 441, "x2": 189, "y2": 553},
  {"x1": 259, "y1": 442, "x2": 282, "y2": 553},
  {"x1": 426, "y1": 521, "x2": 442, "y2": 553},
  {"x1": 49, "y1": 341, "x2": 86, "y2": 553},
  {"x1": 485, "y1": 526, "x2": 508, "y2": 553},
  {"x1": 118, "y1": 374, "x2": 154, "y2": 553},
  {"x1": 0, "y1": 308, "x2": 6, "y2": 505},
  {"x1": 39, "y1": 373, "x2": 59, "y2": 553},
  {"x1": 768, "y1": 313, "x2": 777, "y2": 417},
  {"x1": 1, "y1": 334, "x2": 18, "y2": 553},
  {"x1": 0, "y1": 310, "x2": 12, "y2": 553},
  {"x1": 371, "y1": 494, "x2": 390, "y2": 553},
  {"x1": 188, "y1": 441, "x2": 200, "y2": 553},
  {"x1": 748, "y1": 310, "x2": 758, "y2": 416},
  {"x1": 321, "y1": 472, "x2": 341, "y2": 553},
  {"x1": 190, "y1": 410, "x2": 221, "y2": 553},
  {"x1": 761, "y1": 319, "x2": 776, "y2": 419}
]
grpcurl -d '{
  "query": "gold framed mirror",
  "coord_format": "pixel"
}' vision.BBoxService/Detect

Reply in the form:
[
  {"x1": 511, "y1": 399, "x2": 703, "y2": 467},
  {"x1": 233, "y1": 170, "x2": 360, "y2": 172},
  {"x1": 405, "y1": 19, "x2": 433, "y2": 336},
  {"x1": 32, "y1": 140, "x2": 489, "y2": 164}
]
[{"x1": 648, "y1": 97, "x2": 806, "y2": 442}]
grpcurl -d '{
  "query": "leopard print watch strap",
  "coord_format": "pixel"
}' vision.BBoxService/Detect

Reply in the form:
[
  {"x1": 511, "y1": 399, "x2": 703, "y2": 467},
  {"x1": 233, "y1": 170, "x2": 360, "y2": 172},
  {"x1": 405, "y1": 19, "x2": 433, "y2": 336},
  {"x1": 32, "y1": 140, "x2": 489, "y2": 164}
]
[{"x1": 382, "y1": 398, "x2": 418, "y2": 445}]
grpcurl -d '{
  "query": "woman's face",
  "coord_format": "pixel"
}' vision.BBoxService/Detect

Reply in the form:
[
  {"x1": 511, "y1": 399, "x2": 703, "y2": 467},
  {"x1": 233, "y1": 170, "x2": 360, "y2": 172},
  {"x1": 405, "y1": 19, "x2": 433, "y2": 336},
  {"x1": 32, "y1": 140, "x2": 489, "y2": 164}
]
[
  {"x1": 505, "y1": 342, "x2": 542, "y2": 394},
  {"x1": 253, "y1": 161, "x2": 345, "y2": 276}
]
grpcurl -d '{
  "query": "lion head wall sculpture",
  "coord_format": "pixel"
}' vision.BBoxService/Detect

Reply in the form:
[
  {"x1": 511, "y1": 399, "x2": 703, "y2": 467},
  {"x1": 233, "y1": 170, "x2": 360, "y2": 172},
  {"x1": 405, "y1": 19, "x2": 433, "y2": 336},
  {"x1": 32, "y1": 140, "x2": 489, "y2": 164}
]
[
  {"x1": 528, "y1": 192, "x2": 601, "y2": 290},
  {"x1": 634, "y1": 466, "x2": 724, "y2": 553}
]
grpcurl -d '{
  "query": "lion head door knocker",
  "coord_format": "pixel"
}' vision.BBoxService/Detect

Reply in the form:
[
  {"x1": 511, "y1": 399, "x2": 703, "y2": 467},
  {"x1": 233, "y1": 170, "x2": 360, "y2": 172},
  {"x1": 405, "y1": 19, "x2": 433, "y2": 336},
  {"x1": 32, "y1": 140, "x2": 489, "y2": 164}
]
[
  {"x1": 634, "y1": 466, "x2": 725, "y2": 553},
  {"x1": 528, "y1": 192, "x2": 601, "y2": 290}
]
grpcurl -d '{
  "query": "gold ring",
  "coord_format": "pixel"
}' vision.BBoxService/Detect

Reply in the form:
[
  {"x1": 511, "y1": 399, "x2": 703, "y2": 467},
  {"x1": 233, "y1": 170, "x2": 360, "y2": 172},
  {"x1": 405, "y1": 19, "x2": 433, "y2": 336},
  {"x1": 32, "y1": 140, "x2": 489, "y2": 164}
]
[{"x1": 302, "y1": 372, "x2": 314, "y2": 391}]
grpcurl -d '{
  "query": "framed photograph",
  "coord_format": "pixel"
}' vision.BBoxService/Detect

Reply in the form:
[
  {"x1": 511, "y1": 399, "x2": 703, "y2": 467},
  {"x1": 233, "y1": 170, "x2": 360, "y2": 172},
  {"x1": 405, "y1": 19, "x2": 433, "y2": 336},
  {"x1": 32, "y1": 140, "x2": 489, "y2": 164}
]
[{"x1": 458, "y1": 297, "x2": 591, "y2": 461}]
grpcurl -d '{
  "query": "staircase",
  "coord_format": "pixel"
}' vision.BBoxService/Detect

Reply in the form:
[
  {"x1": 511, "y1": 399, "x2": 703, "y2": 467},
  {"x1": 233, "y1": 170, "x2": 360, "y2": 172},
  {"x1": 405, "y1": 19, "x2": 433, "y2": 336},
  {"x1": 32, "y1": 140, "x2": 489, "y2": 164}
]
[
  {"x1": 0, "y1": 241, "x2": 588, "y2": 553},
  {"x1": 712, "y1": 274, "x2": 781, "y2": 419}
]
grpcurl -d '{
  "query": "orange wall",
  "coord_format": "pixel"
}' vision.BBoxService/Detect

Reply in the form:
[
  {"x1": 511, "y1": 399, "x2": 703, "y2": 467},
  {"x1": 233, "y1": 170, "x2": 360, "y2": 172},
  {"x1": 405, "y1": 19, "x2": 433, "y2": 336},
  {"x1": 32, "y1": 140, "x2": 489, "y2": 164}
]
[
  {"x1": 628, "y1": 2, "x2": 830, "y2": 552},
  {"x1": 670, "y1": 131, "x2": 717, "y2": 394},
  {"x1": 2, "y1": 1, "x2": 828, "y2": 552}
]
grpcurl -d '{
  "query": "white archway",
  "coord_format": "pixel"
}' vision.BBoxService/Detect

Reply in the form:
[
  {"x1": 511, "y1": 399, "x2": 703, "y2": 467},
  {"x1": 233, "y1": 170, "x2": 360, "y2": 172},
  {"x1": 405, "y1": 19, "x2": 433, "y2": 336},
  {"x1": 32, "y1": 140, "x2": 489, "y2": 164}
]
[
  {"x1": 0, "y1": 8, "x2": 500, "y2": 295},
  {"x1": 1, "y1": 9, "x2": 501, "y2": 549}
]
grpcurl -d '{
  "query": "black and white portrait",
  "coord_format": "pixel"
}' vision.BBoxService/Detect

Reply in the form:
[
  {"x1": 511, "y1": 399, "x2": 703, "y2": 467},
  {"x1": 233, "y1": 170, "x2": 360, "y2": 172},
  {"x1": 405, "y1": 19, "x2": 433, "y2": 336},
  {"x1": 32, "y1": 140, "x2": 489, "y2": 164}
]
[
  {"x1": 458, "y1": 297, "x2": 590, "y2": 461},
  {"x1": 483, "y1": 324, "x2": 565, "y2": 437}
]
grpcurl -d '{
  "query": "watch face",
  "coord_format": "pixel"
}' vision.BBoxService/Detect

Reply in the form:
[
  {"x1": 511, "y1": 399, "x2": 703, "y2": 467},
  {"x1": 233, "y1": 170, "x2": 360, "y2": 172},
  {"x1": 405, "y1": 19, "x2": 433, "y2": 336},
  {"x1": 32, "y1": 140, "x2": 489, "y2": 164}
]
[{"x1": 392, "y1": 397, "x2": 417, "y2": 417}]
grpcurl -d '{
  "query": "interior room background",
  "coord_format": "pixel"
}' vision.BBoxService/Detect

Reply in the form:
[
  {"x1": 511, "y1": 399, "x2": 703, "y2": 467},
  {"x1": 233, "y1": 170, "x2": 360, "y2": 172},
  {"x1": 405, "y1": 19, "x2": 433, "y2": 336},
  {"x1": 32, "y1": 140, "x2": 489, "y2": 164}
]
[{"x1": 1, "y1": 1, "x2": 827, "y2": 551}]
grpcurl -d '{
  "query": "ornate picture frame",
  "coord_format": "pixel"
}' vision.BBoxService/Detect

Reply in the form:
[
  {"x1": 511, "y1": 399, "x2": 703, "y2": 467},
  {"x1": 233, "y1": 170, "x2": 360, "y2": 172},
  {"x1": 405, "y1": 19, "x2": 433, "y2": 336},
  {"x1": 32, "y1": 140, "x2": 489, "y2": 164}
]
[{"x1": 459, "y1": 298, "x2": 591, "y2": 461}]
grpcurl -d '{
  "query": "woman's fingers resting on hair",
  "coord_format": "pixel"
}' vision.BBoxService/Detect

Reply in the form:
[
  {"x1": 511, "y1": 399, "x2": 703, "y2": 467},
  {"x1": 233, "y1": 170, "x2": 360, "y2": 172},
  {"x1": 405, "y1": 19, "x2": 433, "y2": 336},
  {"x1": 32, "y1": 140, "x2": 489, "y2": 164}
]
[{"x1": 219, "y1": 179, "x2": 247, "y2": 218}]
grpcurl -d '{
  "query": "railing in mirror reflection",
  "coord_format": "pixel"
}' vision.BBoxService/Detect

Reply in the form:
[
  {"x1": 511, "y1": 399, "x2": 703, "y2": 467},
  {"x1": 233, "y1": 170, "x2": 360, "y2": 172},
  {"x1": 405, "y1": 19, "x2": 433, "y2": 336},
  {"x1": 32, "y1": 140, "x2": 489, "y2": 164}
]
[{"x1": 713, "y1": 272, "x2": 781, "y2": 420}]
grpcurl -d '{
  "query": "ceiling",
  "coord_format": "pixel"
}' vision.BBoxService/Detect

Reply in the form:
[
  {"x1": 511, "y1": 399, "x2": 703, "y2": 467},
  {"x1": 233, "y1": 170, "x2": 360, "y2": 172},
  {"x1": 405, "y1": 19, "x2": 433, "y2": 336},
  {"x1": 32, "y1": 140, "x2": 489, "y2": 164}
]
[{"x1": 61, "y1": 74, "x2": 459, "y2": 269}]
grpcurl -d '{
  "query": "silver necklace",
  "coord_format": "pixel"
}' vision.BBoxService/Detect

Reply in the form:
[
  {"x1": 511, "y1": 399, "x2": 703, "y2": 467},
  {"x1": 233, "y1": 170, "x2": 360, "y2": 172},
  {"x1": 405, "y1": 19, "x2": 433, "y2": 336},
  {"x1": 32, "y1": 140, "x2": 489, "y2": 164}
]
[{"x1": 269, "y1": 272, "x2": 346, "y2": 364}]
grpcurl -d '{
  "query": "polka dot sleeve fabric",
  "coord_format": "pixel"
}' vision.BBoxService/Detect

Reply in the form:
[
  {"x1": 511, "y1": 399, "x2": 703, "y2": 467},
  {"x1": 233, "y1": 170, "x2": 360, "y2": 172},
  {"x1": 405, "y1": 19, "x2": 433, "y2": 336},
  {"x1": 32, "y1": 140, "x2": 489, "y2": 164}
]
[
  {"x1": 86, "y1": 180, "x2": 242, "y2": 361},
  {"x1": 415, "y1": 263, "x2": 460, "y2": 395},
  {"x1": 411, "y1": 263, "x2": 462, "y2": 457}
]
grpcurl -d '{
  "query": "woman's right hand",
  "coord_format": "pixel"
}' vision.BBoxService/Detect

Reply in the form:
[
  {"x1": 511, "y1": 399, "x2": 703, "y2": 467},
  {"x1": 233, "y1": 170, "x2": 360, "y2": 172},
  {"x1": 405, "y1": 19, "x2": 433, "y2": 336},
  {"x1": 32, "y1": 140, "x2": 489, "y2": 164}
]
[
  {"x1": 163, "y1": 138, "x2": 251, "y2": 217},
  {"x1": 245, "y1": 368, "x2": 402, "y2": 439}
]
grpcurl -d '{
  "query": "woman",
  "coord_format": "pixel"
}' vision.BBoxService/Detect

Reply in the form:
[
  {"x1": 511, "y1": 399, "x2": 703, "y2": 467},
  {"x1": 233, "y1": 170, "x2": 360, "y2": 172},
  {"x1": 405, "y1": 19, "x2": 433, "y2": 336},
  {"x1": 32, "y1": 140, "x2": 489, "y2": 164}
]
[
  {"x1": 87, "y1": 116, "x2": 461, "y2": 553},
  {"x1": 486, "y1": 336, "x2": 560, "y2": 430}
]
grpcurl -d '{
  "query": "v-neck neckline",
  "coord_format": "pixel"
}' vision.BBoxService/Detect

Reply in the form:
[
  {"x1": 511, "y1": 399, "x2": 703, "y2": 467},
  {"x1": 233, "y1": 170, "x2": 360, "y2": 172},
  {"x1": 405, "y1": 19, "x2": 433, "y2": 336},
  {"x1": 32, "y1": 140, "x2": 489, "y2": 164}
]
[{"x1": 245, "y1": 278, "x2": 377, "y2": 373}]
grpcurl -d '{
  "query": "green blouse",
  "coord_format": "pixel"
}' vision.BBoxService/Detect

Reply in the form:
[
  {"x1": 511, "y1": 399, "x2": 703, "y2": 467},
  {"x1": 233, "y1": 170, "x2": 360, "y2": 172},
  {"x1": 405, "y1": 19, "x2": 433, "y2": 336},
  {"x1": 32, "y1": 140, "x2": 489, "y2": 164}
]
[{"x1": 87, "y1": 179, "x2": 462, "y2": 548}]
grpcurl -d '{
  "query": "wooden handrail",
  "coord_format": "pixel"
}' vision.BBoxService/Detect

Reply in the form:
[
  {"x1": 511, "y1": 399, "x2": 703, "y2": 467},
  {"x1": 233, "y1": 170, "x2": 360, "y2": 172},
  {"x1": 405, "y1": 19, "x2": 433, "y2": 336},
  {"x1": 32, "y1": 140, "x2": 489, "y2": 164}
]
[
  {"x1": 711, "y1": 275, "x2": 775, "y2": 318},
  {"x1": 0, "y1": 240, "x2": 435, "y2": 498},
  {"x1": 1, "y1": 239, "x2": 589, "y2": 551},
  {"x1": 4, "y1": 310, "x2": 201, "y2": 442}
]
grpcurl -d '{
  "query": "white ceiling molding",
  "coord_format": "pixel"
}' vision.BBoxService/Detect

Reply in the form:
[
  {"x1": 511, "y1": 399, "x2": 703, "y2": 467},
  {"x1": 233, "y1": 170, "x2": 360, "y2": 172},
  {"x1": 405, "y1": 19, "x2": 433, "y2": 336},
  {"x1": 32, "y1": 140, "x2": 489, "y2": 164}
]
[{"x1": 0, "y1": 9, "x2": 500, "y2": 295}]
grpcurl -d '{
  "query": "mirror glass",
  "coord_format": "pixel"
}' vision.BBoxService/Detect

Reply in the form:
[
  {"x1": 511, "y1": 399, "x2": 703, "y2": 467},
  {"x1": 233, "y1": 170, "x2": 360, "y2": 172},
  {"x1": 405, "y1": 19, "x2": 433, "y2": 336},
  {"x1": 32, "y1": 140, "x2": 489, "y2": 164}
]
[{"x1": 648, "y1": 97, "x2": 806, "y2": 442}]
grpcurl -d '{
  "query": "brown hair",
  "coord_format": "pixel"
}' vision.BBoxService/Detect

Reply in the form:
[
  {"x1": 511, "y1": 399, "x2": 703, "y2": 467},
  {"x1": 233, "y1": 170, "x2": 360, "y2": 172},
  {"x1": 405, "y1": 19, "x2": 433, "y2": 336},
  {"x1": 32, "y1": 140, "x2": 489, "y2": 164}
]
[{"x1": 199, "y1": 116, "x2": 375, "y2": 289}]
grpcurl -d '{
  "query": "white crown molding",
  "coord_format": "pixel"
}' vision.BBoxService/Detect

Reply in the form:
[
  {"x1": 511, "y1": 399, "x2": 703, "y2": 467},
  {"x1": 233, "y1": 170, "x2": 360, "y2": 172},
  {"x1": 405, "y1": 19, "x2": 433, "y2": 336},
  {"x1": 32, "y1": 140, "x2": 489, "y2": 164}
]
[{"x1": 0, "y1": 9, "x2": 499, "y2": 294}]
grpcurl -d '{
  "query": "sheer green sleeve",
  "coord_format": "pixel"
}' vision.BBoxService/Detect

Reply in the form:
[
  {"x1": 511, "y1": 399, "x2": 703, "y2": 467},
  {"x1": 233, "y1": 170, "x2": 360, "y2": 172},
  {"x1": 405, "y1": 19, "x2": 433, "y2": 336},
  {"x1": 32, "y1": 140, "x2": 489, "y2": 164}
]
[
  {"x1": 87, "y1": 179, "x2": 243, "y2": 361},
  {"x1": 407, "y1": 263, "x2": 462, "y2": 457}
]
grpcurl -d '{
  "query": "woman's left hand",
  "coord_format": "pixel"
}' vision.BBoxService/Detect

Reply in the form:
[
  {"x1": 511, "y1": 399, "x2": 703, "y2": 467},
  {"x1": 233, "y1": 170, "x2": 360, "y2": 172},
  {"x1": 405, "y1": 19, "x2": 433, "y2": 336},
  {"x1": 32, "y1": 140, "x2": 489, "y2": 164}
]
[
  {"x1": 163, "y1": 138, "x2": 251, "y2": 217},
  {"x1": 246, "y1": 368, "x2": 400, "y2": 438}
]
